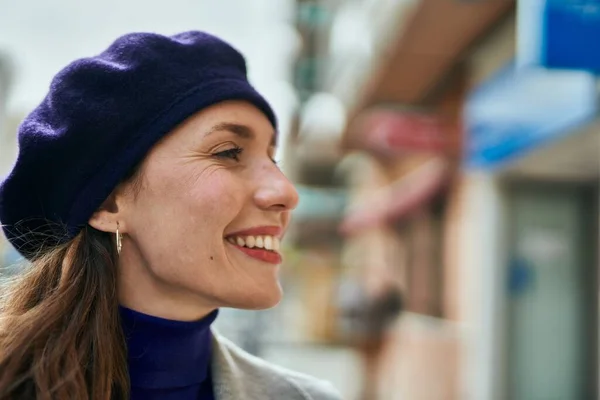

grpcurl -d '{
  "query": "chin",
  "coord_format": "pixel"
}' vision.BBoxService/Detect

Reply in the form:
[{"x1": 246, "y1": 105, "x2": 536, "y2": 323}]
[{"x1": 226, "y1": 286, "x2": 283, "y2": 310}]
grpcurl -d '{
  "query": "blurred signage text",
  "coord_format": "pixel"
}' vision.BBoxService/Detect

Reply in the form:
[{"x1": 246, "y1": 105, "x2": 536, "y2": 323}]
[{"x1": 354, "y1": 109, "x2": 451, "y2": 157}]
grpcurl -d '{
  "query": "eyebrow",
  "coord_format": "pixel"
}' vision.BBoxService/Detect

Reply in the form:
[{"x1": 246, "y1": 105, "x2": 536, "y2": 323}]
[{"x1": 205, "y1": 122, "x2": 277, "y2": 146}]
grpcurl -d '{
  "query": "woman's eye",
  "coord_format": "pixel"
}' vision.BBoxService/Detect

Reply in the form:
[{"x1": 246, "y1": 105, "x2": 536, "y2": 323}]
[{"x1": 213, "y1": 147, "x2": 243, "y2": 161}]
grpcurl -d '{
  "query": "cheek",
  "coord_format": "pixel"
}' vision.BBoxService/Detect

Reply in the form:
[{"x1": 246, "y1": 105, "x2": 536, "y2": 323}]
[
  {"x1": 186, "y1": 174, "x2": 241, "y2": 225},
  {"x1": 136, "y1": 169, "x2": 243, "y2": 247},
  {"x1": 128, "y1": 170, "x2": 246, "y2": 284}
]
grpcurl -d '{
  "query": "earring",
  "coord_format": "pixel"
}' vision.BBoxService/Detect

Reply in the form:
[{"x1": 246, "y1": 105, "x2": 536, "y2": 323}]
[{"x1": 116, "y1": 222, "x2": 123, "y2": 255}]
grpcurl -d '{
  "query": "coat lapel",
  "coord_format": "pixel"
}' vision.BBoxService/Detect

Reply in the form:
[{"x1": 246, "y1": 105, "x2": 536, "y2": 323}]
[
  {"x1": 210, "y1": 329, "x2": 327, "y2": 400},
  {"x1": 211, "y1": 329, "x2": 264, "y2": 400}
]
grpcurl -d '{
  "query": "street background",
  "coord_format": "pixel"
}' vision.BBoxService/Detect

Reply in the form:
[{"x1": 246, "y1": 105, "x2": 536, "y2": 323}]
[{"x1": 1, "y1": 1, "x2": 599, "y2": 399}]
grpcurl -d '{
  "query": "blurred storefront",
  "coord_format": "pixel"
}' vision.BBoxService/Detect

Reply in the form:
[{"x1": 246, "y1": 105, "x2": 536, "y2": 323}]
[
  {"x1": 290, "y1": 0, "x2": 599, "y2": 399},
  {"x1": 290, "y1": 0, "x2": 515, "y2": 399},
  {"x1": 335, "y1": 1, "x2": 514, "y2": 399},
  {"x1": 457, "y1": 2, "x2": 600, "y2": 399}
]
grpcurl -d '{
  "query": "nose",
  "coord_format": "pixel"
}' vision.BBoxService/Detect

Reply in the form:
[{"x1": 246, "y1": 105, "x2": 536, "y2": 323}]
[{"x1": 254, "y1": 163, "x2": 299, "y2": 212}]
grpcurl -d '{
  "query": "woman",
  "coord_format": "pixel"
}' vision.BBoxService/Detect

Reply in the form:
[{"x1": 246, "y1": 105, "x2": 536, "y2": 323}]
[{"x1": 0, "y1": 31, "x2": 341, "y2": 400}]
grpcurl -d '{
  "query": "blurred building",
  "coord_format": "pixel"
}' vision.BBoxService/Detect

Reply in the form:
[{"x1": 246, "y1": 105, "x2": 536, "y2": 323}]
[
  {"x1": 288, "y1": 0, "x2": 599, "y2": 399},
  {"x1": 457, "y1": 3, "x2": 600, "y2": 399}
]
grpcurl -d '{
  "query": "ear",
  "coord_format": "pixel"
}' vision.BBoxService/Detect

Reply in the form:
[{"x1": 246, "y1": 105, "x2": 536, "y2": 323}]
[{"x1": 88, "y1": 191, "x2": 129, "y2": 234}]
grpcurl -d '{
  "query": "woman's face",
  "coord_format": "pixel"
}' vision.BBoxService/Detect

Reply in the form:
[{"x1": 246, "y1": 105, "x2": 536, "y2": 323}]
[{"x1": 112, "y1": 101, "x2": 298, "y2": 319}]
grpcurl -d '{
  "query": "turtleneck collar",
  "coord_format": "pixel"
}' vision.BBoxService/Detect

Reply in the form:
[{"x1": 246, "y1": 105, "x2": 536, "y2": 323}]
[{"x1": 120, "y1": 306, "x2": 218, "y2": 390}]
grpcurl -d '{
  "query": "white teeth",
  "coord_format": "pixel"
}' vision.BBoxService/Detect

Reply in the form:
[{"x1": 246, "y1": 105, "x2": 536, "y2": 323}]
[
  {"x1": 264, "y1": 236, "x2": 273, "y2": 250},
  {"x1": 255, "y1": 236, "x2": 264, "y2": 248},
  {"x1": 227, "y1": 235, "x2": 280, "y2": 252}
]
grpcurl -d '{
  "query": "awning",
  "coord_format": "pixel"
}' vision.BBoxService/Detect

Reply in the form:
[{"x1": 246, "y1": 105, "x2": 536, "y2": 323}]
[
  {"x1": 339, "y1": 157, "x2": 448, "y2": 235},
  {"x1": 338, "y1": 0, "x2": 514, "y2": 148}
]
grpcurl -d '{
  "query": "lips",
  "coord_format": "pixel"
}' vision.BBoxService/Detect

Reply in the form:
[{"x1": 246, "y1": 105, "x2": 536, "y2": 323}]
[
  {"x1": 227, "y1": 243, "x2": 282, "y2": 264},
  {"x1": 225, "y1": 226, "x2": 283, "y2": 264}
]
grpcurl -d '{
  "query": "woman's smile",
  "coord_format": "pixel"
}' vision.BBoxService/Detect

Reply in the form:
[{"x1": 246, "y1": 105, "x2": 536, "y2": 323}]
[{"x1": 225, "y1": 225, "x2": 283, "y2": 264}]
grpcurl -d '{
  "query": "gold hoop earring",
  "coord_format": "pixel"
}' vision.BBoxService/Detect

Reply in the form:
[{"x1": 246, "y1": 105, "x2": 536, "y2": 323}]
[{"x1": 116, "y1": 222, "x2": 123, "y2": 255}]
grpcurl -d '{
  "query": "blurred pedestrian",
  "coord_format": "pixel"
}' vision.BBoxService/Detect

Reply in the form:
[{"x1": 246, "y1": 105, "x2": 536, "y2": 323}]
[
  {"x1": 339, "y1": 279, "x2": 403, "y2": 400},
  {"x1": 0, "y1": 31, "x2": 341, "y2": 400},
  {"x1": 337, "y1": 228, "x2": 404, "y2": 400}
]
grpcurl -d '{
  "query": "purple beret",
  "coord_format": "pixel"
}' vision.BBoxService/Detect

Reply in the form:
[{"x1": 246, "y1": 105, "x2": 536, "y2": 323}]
[{"x1": 0, "y1": 31, "x2": 277, "y2": 259}]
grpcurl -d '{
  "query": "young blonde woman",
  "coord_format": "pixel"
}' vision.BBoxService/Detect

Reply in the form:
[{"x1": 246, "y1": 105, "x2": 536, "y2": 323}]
[{"x1": 0, "y1": 31, "x2": 341, "y2": 400}]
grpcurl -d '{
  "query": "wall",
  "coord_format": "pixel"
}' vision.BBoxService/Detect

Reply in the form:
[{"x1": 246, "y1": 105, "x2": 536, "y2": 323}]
[
  {"x1": 457, "y1": 11, "x2": 517, "y2": 400},
  {"x1": 455, "y1": 173, "x2": 508, "y2": 400}
]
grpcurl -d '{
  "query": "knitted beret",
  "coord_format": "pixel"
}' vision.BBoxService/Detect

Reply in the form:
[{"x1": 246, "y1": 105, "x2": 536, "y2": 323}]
[{"x1": 0, "y1": 31, "x2": 277, "y2": 259}]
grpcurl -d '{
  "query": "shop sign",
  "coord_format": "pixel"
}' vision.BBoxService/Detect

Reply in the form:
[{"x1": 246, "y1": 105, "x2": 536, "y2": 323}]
[
  {"x1": 518, "y1": 0, "x2": 600, "y2": 72},
  {"x1": 464, "y1": 62, "x2": 597, "y2": 169},
  {"x1": 355, "y1": 109, "x2": 450, "y2": 157}
]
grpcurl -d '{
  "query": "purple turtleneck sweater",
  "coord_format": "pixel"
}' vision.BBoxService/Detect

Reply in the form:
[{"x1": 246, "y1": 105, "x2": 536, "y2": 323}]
[{"x1": 120, "y1": 307, "x2": 218, "y2": 400}]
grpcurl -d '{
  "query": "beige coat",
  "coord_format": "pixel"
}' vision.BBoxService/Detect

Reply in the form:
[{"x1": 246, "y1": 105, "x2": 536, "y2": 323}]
[{"x1": 211, "y1": 331, "x2": 343, "y2": 400}]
